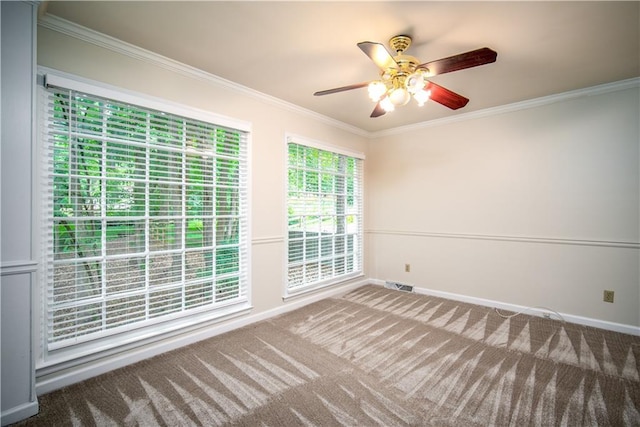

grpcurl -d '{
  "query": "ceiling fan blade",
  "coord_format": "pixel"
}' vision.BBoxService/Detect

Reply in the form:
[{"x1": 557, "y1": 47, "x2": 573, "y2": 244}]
[
  {"x1": 418, "y1": 47, "x2": 497, "y2": 76},
  {"x1": 370, "y1": 102, "x2": 386, "y2": 118},
  {"x1": 425, "y1": 81, "x2": 469, "y2": 110},
  {"x1": 357, "y1": 41, "x2": 398, "y2": 70},
  {"x1": 314, "y1": 82, "x2": 369, "y2": 96}
]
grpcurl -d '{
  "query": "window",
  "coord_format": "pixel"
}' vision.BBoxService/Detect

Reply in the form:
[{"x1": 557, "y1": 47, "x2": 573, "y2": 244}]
[
  {"x1": 286, "y1": 137, "x2": 363, "y2": 293},
  {"x1": 40, "y1": 73, "x2": 249, "y2": 355}
]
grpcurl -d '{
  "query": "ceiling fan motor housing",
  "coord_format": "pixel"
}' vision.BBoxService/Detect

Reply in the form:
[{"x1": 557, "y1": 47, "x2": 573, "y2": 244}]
[
  {"x1": 383, "y1": 58, "x2": 423, "y2": 93},
  {"x1": 389, "y1": 35, "x2": 412, "y2": 54},
  {"x1": 378, "y1": 36, "x2": 429, "y2": 94}
]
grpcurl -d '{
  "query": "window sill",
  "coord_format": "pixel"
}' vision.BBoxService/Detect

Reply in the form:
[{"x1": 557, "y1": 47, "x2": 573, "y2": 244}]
[
  {"x1": 37, "y1": 300, "x2": 252, "y2": 377},
  {"x1": 283, "y1": 272, "x2": 364, "y2": 302}
]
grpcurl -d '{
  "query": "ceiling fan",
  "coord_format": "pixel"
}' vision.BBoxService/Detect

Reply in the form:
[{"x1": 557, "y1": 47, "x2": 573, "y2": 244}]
[{"x1": 314, "y1": 35, "x2": 497, "y2": 118}]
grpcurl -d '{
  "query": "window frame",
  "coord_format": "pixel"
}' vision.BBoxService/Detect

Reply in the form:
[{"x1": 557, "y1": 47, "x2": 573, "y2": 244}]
[
  {"x1": 36, "y1": 69, "x2": 252, "y2": 368},
  {"x1": 284, "y1": 134, "x2": 364, "y2": 298}
]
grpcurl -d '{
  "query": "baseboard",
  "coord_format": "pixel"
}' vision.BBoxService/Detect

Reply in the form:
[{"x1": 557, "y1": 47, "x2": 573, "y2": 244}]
[
  {"x1": 34, "y1": 276, "x2": 638, "y2": 395},
  {"x1": 1, "y1": 400, "x2": 39, "y2": 426},
  {"x1": 36, "y1": 278, "x2": 369, "y2": 395},
  {"x1": 369, "y1": 279, "x2": 640, "y2": 336}
]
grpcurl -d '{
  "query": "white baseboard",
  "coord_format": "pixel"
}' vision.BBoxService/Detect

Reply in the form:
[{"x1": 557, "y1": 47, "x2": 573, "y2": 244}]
[
  {"x1": 370, "y1": 279, "x2": 640, "y2": 336},
  {"x1": 1, "y1": 400, "x2": 39, "y2": 426},
  {"x1": 36, "y1": 278, "x2": 368, "y2": 395},
  {"x1": 34, "y1": 276, "x2": 639, "y2": 396}
]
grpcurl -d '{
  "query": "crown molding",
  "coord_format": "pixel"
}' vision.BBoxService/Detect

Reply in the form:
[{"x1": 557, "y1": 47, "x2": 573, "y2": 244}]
[
  {"x1": 39, "y1": 14, "x2": 639, "y2": 140},
  {"x1": 37, "y1": 14, "x2": 370, "y2": 138},
  {"x1": 370, "y1": 77, "x2": 640, "y2": 138}
]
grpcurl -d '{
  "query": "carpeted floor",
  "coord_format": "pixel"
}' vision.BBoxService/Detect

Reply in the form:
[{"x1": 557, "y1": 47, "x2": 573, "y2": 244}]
[{"x1": 17, "y1": 285, "x2": 640, "y2": 426}]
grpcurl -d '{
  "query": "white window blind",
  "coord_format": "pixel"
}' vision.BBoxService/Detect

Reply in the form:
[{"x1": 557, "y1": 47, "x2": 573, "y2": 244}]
[
  {"x1": 41, "y1": 76, "x2": 249, "y2": 351},
  {"x1": 286, "y1": 138, "x2": 363, "y2": 292}
]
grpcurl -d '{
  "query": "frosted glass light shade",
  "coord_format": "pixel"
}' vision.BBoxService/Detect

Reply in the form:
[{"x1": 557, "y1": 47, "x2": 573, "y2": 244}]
[
  {"x1": 368, "y1": 81, "x2": 387, "y2": 102},
  {"x1": 380, "y1": 97, "x2": 395, "y2": 112},
  {"x1": 389, "y1": 88, "x2": 410, "y2": 106},
  {"x1": 414, "y1": 89, "x2": 431, "y2": 106},
  {"x1": 405, "y1": 72, "x2": 425, "y2": 94}
]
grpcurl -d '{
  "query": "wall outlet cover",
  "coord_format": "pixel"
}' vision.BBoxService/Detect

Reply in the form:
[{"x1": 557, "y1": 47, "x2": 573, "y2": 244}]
[{"x1": 603, "y1": 290, "x2": 615, "y2": 303}]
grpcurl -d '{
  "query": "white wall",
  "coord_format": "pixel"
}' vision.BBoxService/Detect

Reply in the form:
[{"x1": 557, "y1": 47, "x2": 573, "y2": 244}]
[
  {"x1": 366, "y1": 85, "x2": 640, "y2": 327},
  {"x1": 1, "y1": 2, "x2": 39, "y2": 425}
]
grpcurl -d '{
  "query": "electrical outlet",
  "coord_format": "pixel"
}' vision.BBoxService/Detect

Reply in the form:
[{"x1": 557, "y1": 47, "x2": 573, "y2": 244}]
[
  {"x1": 603, "y1": 290, "x2": 615, "y2": 303},
  {"x1": 404, "y1": 263, "x2": 410, "y2": 273}
]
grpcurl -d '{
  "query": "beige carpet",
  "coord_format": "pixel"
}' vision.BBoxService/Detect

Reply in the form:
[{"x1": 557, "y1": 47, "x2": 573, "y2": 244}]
[{"x1": 18, "y1": 285, "x2": 640, "y2": 426}]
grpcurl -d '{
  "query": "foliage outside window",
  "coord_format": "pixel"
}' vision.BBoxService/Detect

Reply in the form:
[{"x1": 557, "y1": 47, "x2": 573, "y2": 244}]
[
  {"x1": 286, "y1": 140, "x2": 363, "y2": 292},
  {"x1": 42, "y1": 79, "x2": 249, "y2": 349}
]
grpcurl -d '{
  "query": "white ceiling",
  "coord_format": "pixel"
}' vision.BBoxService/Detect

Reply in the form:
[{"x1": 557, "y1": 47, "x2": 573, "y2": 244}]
[{"x1": 41, "y1": 1, "x2": 639, "y2": 133}]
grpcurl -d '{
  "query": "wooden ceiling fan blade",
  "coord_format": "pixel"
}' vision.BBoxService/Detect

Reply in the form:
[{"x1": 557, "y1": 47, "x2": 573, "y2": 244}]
[
  {"x1": 314, "y1": 82, "x2": 370, "y2": 96},
  {"x1": 357, "y1": 41, "x2": 398, "y2": 70},
  {"x1": 370, "y1": 102, "x2": 386, "y2": 118},
  {"x1": 418, "y1": 47, "x2": 497, "y2": 76},
  {"x1": 426, "y1": 82, "x2": 469, "y2": 110}
]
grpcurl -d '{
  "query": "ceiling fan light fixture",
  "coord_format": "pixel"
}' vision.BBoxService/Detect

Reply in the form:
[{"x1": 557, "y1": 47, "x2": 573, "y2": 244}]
[
  {"x1": 367, "y1": 81, "x2": 387, "y2": 102},
  {"x1": 315, "y1": 36, "x2": 497, "y2": 118},
  {"x1": 405, "y1": 72, "x2": 425, "y2": 94},
  {"x1": 389, "y1": 87, "x2": 411, "y2": 106},
  {"x1": 380, "y1": 96, "x2": 395, "y2": 112},
  {"x1": 414, "y1": 89, "x2": 432, "y2": 107}
]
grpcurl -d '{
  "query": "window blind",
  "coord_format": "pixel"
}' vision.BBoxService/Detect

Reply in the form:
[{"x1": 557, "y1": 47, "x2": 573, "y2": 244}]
[
  {"x1": 286, "y1": 139, "x2": 363, "y2": 292},
  {"x1": 42, "y1": 77, "x2": 249, "y2": 351}
]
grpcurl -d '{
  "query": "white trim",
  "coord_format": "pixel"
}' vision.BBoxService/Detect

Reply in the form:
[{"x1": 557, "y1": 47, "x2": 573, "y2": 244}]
[
  {"x1": 370, "y1": 77, "x2": 640, "y2": 138},
  {"x1": 369, "y1": 279, "x2": 640, "y2": 336},
  {"x1": 37, "y1": 14, "x2": 368, "y2": 138},
  {"x1": 252, "y1": 236, "x2": 284, "y2": 246},
  {"x1": 41, "y1": 68, "x2": 252, "y2": 133},
  {"x1": 0, "y1": 400, "x2": 39, "y2": 427},
  {"x1": 37, "y1": 305, "x2": 251, "y2": 394},
  {"x1": 366, "y1": 229, "x2": 640, "y2": 250},
  {"x1": 36, "y1": 277, "x2": 368, "y2": 395},
  {"x1": 28, "y1": 4, "x2": 41, "y2": 422},
  {"x1": 245, "y1": 130, "x2": 253, "y2": 312},
  {"x1": 1, "y1": 260, "x2": 38, "y2": 276},
  {"x1": 38, "y1": 13, "x2": 640, "y2": 138},
  {"x1": 285, "y1": 133, "x2": 366, "y2": 160},
  {"x1": 35, "y1": 274, "x2": 640, "y2": 395},
  {"x1": 42, "y1": 300, "x2": 252, "y2": 355},
  {"x1": 283, "y1": 273, "x2": 365, "y2": 301},
  {"x1": 37, "y1": 302, "x2": 252, "y2": 378},
  {"x1": 34, "y1": 274, "x2": 640, "y2": 395},
  {"x1": 38, "y1": 13, "x2": 639, "y2": 139},
  {"x1": 282, "y1": 135, "x2": 290, "y2": 299}
]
